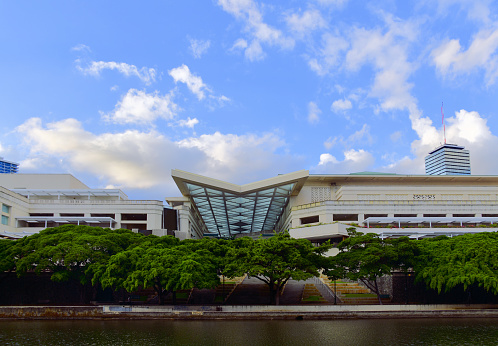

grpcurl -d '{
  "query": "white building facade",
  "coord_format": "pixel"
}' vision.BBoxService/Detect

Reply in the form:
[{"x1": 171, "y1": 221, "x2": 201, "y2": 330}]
[
  {"x1": 0, "y1": 174, "x2": 167, "y2": 239},
  {"x1": 167, "y1": 170, "x2": 498, "y2": 243}
]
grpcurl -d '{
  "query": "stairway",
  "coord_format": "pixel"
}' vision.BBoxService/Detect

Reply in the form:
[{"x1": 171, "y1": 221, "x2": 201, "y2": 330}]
[
  {"x1": 320, "y1": 275, "x2": 390, "y2": 304},
  {"x1": 301, "y1": 283, "x2": 327, "y2": 304},
  {"x1": 225, "y1": 277, "x2": 271, "y2": 305}
]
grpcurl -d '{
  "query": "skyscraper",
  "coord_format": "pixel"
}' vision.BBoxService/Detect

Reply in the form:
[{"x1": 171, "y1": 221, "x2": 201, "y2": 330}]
[
  {"x1": 0, "y1": 158, "x2": 19, "y2": 174},
  {"x1": 425, "y1": 144, "x2": 471, "y2": 175}
]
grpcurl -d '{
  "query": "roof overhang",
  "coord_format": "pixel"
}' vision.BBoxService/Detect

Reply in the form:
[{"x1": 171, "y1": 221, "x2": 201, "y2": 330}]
[{"x1": 171, "y1": 170, "x2": 309, "y2": 237}]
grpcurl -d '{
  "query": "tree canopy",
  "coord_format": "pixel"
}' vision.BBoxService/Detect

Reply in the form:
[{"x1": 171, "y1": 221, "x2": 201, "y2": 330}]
[
  {"x1": 226, "y1": 232, "x2": 330, "y2": 305},
  {"x1": 328, "y1": 228, "x2": 418, "y2": 304},
  {"x1": 415, "y1": 232, "x2": 498, "y2": 296},
  {"x1": 11, "y1": 224, "x2": 145, "y2": 284}
]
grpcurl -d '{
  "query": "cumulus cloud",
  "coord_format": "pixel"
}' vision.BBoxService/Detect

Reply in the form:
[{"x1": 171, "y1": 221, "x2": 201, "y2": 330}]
[
  {"x1": 307, "y1": 101, "x2": 321, "y2": 124},
  {"x1": 331, "y1": 98, "x2": 352, "y2": 112},
  {"x1": 102, "y1": 89, "x2": 178, "y2": 125},
  {"x1": 218, "y1": 0, "x2": 294, "y2": 61},
  {"x1": 432, "y1": 29, "x2": 498, "y2": 85},
  {"x1": 314, "y1": 149, "x2": 375, "y2": 173},
  {"x1": 286, "y1": 9, "x2": 327, "y2": 37},
  {"x1": 323, "y1": 124, "x2": 373, "y2": 151},
  {"x1": 384, "y1": 109, "x2": 498, "y2": 175},
  {"x1": 15, "y1": 118, "x2": 301, "y2": 192},
  {"x1": 189, "y1": 38, "x2": 211, "y2": 58},
  {"x1": 71, "y1": 44, "x2": 91, "y2": 52},
  {"x1": 77, "y1": 61, "x2": 157, "y2": 85},
  {"x1": 178, "y1": 117, "x2": 199, "y2": 128},
  {"x1": 307, "y1": 33, "x2": 349, "y2": 75},
  {"x1": 390, "y1": 131, "x2": 402, "y2": 142},
  {"x1": 315, "y1": 0, "x2": 349, "y2": 7},
  {"x1": 168, "y1": 65, "x2": 211, "y2": 100}
]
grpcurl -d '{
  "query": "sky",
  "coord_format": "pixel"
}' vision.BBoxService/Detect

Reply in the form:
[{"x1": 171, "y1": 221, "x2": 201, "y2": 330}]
[{"x1": 2, "y1": 0, "x2": 498, "y2": 200}]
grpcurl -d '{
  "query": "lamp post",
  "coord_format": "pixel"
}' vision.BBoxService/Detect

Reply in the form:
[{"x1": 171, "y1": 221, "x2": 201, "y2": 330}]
[{"x1": 334, "y1": 279, "x2": 337, "y2": 305}]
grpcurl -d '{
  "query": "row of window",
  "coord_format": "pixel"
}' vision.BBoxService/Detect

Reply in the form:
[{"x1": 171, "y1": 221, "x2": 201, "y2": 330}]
[{"x1": 1, "y1": 203, "x2": 11, "y2": 226}]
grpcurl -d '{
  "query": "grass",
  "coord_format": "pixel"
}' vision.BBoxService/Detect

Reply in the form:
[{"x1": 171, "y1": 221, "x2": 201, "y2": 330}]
[
  {"x1": 302, "y1": 295, "x2": 324, "y2": 302},
  {"x1": 343, "y1": 293, "x2": 377, "y2": 298}
]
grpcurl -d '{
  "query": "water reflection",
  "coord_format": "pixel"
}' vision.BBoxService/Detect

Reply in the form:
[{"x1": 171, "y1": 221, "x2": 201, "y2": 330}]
[{"x1": 1, "y1": 319, "x2": 498, "y2": 345}]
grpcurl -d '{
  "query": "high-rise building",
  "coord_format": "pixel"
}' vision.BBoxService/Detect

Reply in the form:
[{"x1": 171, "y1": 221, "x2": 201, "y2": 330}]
[
  {"x1": 0, "y1": 157, "x2": 19, "y2": 174},
  {"x1": 425, "y1": 144, "x2": 471, "y2": 175}
]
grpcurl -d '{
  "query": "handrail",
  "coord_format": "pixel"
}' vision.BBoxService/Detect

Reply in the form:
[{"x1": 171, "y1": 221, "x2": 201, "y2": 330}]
[
  {"x1": 27, "y1": 199, "x2": 163, "y2": 205},
  {"x1": 292, "y1": 199, "x2": 498, "y2": 211}
]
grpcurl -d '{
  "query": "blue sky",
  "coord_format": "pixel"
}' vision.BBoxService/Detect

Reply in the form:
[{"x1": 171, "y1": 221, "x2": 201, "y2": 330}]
[{"x1": 2, "y1": 0, "x2": 498, "y2": 199}]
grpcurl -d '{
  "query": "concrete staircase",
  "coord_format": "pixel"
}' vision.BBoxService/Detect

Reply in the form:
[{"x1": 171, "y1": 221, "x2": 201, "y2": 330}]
[
  {"x1": 320, "y1": 275, "x2": 390, "y2": 305},
  {"x1": 225, "y1": 277, "x2": 271, "y2": 305},
  {"x1": 301, "y1": 283, "x2": 327, "y2": 304}
]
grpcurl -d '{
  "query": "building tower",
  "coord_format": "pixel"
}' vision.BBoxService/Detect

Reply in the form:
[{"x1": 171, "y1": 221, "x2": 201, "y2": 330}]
[
  {"x1": 425, "y1": 144, "x2": 471, "y2": 175},
  {"x1": 0, "y1": 157, "x2": 19, "y2": 174}
]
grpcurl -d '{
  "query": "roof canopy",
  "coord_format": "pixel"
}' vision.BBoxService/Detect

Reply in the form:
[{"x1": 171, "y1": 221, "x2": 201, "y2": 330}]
[{"x1": 171, "y1": 170, "x2": 309, "y2": 237}]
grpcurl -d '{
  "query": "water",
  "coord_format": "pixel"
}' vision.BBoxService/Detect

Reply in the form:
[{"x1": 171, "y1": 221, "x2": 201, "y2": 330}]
[{"x1": 1, "y1": 319, "x2": 498, "y2": 345}]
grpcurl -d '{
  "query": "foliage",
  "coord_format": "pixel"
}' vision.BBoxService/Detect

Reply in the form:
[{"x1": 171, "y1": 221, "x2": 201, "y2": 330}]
[
  {"x1": 99, "y1": 239, "x2": 219, "y2": 304},
  {"x1": 226, "y1": 231, "x2": 330, "y2": 305},
  {"x1": 327, "y1": 228, "x2": 417, "y2": 304},
  {"x1": 0, "y1": 239, "x2": 16, "y2": 274},
  {"x1": 415, "y1": 232, "x2": 498, "y2": 296},
  {"x1": 11, "y1": 224, "x2": 145, "y2": 284}
]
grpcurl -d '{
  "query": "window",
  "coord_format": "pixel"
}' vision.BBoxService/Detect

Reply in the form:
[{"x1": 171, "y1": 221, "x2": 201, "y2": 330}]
[
  {"x1": 2, "y1": 204, "x2": 10, "y2": 213},
  {"x1": 300, "y1": 215, "x2": 319, "y2": 225},
  {"x1": 121, "y1": 214, "x2": 147, "y2": 221},
  {"x1": 1, "y1": 215, "x2": 8, "y2": 225}
]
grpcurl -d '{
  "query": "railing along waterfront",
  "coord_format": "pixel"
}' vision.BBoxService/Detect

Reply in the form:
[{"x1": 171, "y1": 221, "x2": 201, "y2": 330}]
[
  {"x1": 28, "y1": 199, "x2": 163, "y2": 205},
  {"x1": 292, "y1": 199, "x2": 498, "y2": 211}
]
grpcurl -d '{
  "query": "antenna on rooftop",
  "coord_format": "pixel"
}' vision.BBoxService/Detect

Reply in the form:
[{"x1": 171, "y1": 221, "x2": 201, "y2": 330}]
[{"x1": 441, "y1": 102, "x2": 446, "y2": 144}]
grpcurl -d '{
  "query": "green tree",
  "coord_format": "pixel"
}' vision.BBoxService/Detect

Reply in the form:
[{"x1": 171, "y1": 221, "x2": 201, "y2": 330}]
[
  {"x1": 12, "y1": 225, "x2": 144, "y2": 284},
  {"x1": 226, "y1": 232, "x2": 330, "y2": 305},
  {"x1": 99, "y1": 240, "x2": 219, "y2": 304},
  {"x1": 327, "y1": 228, "x2": 412, "y2": 304},
  {"x1": 415, "y1": 232, "x2": 498, "y2": 300}
]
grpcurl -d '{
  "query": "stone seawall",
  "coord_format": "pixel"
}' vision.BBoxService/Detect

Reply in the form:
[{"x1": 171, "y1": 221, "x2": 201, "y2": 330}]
[{"x1": 1, "y1": 305, "x2": 498, "y2": 320}]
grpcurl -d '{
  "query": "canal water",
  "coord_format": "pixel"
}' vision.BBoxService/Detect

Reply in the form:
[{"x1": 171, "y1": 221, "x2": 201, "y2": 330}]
[{"x1": 1, "y1": 319, "x2": 498, "y2": 345}]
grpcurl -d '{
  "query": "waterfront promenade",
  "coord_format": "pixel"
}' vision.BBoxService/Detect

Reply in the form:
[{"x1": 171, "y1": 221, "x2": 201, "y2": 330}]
[{"x1": 2, "y1": 304, "x2": 498, "y2": 320}]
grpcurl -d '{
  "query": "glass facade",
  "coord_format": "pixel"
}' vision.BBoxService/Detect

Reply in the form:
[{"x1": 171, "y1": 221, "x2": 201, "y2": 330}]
[
  {"x1": 2, "y1": 204, "x2": 10, "y2": 213},
  {"x1": 425, "y1": 144, "x2": 471, "y2": 175},
  {"x1": 185, "y1": 182, "x2": 295, "y2": 237},
  {"x1": 0, "y1": 158, "x2": 19, "y2": 174}
]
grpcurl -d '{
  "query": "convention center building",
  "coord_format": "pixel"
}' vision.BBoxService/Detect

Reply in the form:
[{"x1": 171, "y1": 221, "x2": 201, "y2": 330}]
[{"x1": 166, "y1": 169, "x2": 498, "y2": 242}]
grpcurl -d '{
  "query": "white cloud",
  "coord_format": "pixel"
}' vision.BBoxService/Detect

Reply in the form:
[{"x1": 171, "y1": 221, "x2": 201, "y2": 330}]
[
  {"x1": 286, "y1": 9, "x2": 327, "y2": 37},
  {"x1": 168, "y1": 65, "x2": 211, "y2": 100},
  {"x1": 307, "y1": 33, "x2": 349, "y2": 75},
  {"x1": 71, "y1": 44, "x2": 91, "y2": 52},
  {"x1": 307, "y1": 101, "x2": 321, "y2": 124},
  {"x1": 348, "y1": 124, "x2": 373, "y2": 145},
  {"x1": 390, "y1": 131, "x2": 402, "y2": 142},
  {"x1": 432, "y1": 29, "x2": 498, "y2": 85},
  {"x1": 315, "y1": 149, "x2": 374, "y2": 173},
  {"x1": 189, "y1": 38, "x2": 211, "y2": 58},
  {"x1": 231, "y1": 38, "x2": 249, "y2": 51},
  {"x1": 384, "y1": 109, "x2": 498, "y2": 175},
  {"x1": 218, "y1": 0, "x2": 294, "y2": 61},
  {"x1": 77, "y1": 61, "x2": 157, "y2": 85},
  {"x1": 178, "y1": 117, "x2": 199, "y2": 128},
  {"x1": 324, "y1": 137, "x2": 337, "y2": 149},
  {"x1": 15, "y1": 118, "x2": 302, "y2": 191},
  {"x1": 102, "y1": 89, "x2": 178, "y2": 125},
  {"x1": 331, "y1": 98, "x2": 352, "y2": 112},
  {"x1": 315, "y1": 0, "x2": 349, "y2": 7},
  {"x1": 434, "y1": 0, "x2": 491, "y2": 24}
]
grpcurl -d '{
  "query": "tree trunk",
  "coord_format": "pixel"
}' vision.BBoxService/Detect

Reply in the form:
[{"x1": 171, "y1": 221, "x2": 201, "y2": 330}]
[{"x1": 374, "y1": 279, "x2": 383, "y2": 305}]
